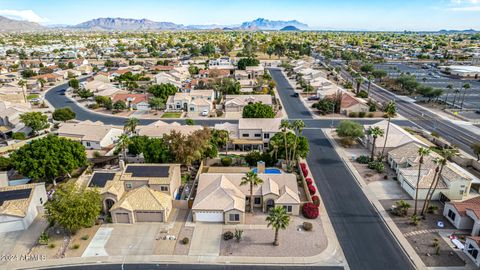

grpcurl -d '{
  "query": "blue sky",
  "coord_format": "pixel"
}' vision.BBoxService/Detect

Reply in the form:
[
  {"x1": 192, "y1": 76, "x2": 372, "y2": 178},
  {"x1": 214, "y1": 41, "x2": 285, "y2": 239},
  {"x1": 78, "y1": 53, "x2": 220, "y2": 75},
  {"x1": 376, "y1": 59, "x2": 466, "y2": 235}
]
[{"x1": 0, "y1": 0, "x2": 479, "y2": 30}]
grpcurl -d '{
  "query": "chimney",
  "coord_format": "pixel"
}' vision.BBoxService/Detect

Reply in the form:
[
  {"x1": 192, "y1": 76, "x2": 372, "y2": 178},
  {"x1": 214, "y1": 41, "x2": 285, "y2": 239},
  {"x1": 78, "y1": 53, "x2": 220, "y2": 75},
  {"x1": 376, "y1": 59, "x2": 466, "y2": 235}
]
[{"x1": 257, "y1": 161, "x2": 265, "y2": 174}]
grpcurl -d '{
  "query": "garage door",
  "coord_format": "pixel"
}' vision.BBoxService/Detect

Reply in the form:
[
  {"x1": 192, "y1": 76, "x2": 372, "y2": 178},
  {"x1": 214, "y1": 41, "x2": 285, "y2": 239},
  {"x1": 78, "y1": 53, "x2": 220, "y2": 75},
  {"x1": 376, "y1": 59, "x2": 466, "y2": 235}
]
[
  {"x1": 115, "y1": 213, "x2": 130, "y2": 223},
  {"x1": 135, "y1": 211, "x2": 163, "y2": 222},
  {"x1": 195, "y1": 211, "x2": 224, "y2": 222}
]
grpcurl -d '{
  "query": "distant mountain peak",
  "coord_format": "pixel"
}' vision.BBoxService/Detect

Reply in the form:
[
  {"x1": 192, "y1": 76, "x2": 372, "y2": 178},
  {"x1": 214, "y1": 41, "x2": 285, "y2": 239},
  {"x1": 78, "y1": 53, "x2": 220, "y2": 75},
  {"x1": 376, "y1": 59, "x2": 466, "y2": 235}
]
[
  {"x1": 240, "y1": 18, "x2": 308, "y2": 30},
  {"x1": 0, "y1": 15, "x2": 44, "y2": 32}
]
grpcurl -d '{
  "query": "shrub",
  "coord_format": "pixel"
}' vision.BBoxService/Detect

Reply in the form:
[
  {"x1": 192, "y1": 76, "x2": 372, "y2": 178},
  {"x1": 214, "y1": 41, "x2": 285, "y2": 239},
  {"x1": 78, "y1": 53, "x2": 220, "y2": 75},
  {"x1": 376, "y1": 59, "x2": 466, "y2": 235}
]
[
  {"x1": 300, "y1": 163, "x2": 307, "y2": 170},
  {"x1": 12, "y1": 132, "x2": 26, "y2": 140},
  {"x1": 71, "y1": 243, "x2": 80, "y2": 250},
  {"x1": 427, "y1": 205, "x2": 438, "y2": 214},
  {"x1": 302, "y1": 167, "x2": 309, "y2": 177},
  {"x1": 303, "y1": 222, "x2": 313, "y2": 231},
  {"x1": 305, "y1": 178, "x2": 313, "y2": 185},
  {"x1": 348, "y1": 112, "x2": 357, "y2": 118},
  {"x1": 234, "y1": 229, "x2": 243, "y2": 242},
  {"x1": 356, "y1": 155, "x2": 370, "y2": 164},
  {"x1": 367, "y1": 112, "x2": 374, "y2": 118},
  {"x1": 48, "y1": 243, "x2": 56, "y2": 249},
  {"x1": 431, "y1": 131, "x2": 439, "y2": 138},
  {"x1": 356, "y1": 90, "x2": 368, "y2": 98},
  {"x1": 81, "y1": 235, "x2": 89, "y2": 241},
  {"x1": 182, "y1": 237, "x2": 189, "y2": 245},
  {"x1": 358, "y1": 111, "x2": 366, "y2": 118},
  {"x1": 221, "y1": 157, "x2": 233, "y2": 166},
  {"x1": 308, "y1": 184, "x2": 316, "y2": 195},
  {"x1": 38, "y1": 232, "x2": 49, "y2": 245},
  {"x1": 88, "y1": 103, "x2": 100, "y2": 109},
  {"x1": 368, "y1": 161, "x2": 385, "y2": 173},
  {"x1": 312, "y1": 195, "x2": 320, "y2": 206},
  {"x1": 303, "y1": 203, "x2": 320, "y2": 219},
  {"x1": 223, "y1": 231, "x2": 234, "y2": 241}
]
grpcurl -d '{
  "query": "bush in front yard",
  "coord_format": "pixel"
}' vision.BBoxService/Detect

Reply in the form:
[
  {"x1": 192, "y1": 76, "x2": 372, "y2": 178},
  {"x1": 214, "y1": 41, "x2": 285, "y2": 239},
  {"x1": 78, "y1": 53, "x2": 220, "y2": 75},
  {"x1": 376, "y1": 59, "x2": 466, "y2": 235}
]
[
  {"x1": 302, "y1": 167, "x2": 309, "y2": 177},
  {"x1": 312, "y1": 195, "x2": 320, "y2": 206},
  {"x1": 308, "y1": 184, "x2": 316, "y2": 195},
  {"x1": 356, "y1": 155, "x2": 370, "y2": 164},
  {"x1": 223, "y1": 231, "x2": 234, "y2": 241},
  {"x1": 182, "y1": 237, "x2": 189, "y2": 245},
  {"x1": 303, "y1": 222, "x2": 313, "y2": 231},
  {"x1": 221, "y1": 157, "x2": 233, "y2": 166},
  {"x1": 305, "y1": 178, "x2": 313, "y2": 185},
  {"x1": 303, "y1": 203, "x2": 319, "y2": 219},
  {"x1": 368, "y1": 161, "x2": 385, "y2": 173}
]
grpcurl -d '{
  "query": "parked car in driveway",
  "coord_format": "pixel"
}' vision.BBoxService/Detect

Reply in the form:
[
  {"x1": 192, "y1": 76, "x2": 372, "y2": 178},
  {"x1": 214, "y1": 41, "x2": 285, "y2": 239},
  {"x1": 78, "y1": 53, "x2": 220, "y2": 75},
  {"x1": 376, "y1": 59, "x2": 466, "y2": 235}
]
[
  {"x1": 308, "y1": 96, "x2": 320, "y2": 101},
  {"x1": 201, "y1": 110, "x2": 209, "y2": 116},
  {"x1": 292, "y1": 93, "x2": 299, "y2": 97}
]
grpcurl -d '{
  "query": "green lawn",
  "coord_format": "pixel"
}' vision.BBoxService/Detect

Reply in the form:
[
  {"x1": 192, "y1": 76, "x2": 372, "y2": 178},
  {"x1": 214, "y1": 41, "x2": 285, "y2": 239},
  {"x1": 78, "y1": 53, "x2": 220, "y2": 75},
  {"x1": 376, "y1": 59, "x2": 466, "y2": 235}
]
[
  {"x1": 161, "y1": 112, "x2": 182, "y2": 118},
  {"x1": 27, "y1": 94, "x2": 39, "y2": 100}
]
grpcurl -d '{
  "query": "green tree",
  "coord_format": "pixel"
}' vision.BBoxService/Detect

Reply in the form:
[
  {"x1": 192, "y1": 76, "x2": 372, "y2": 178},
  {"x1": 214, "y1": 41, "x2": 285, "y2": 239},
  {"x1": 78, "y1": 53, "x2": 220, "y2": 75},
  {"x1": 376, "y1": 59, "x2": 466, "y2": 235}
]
[
  {"x1": 240, "y1": 171, "x2": 264, "y2": 213},
  {"x1": 20, "y1": 112, "x2": 49, "y2": 135},
  {"x1": 460, "y1": 83, "x2": 471, "y2": 110},
  {"x1": 290, "y1": 120, "x2": 305, "y2": 166},
  {"x1": 52, "y1": 107, "x2": 76, "y2": 122},
  {"x1": 242, "y1": 102, "x2": 275, "y2": 118},
  {"x1": 0, "y1": 156, "x2": 12, "y2": 171},
  {"x1": 45, "y1": 183, "x2": 101, "y2": 234},
  {"x1": 77, "y1": 89, "x2": 94, "y2": 100},
  {"x1": 212, "y1": 129, "x2": 230, "y2": 154},
  {"x1": 143, "y1": 138, "x2": 171, "y2": 163},
  {"x1": 413, "y1": 147, "x2": 431, "y2": 216},
  {"x1": 200, "y1": 42, "x2": 216, "y2": 56},
  {"x1": 10, "y1": 135, "x2": 87, "y2": 185},
  {"x1": 237, "y1": 57, "x2": 260, "y2": 70},
  {"x1": 185, "y1": 119, "x2": 195, "y2": 125},
  {"x1": 312, "y1": 98, "x2": 335, "y2": 115},
  {"x1": 21, "y1": 69, "x2": 37, "y2": 78},
  {"x1": 336, "y1": 120, "x2": 364, "y2": 146},
  {"x1": 124, "y1": 118, "x2": 139, "y2": 134},
  {"x1": 148, "y1": 97, "x2": 165, "y2": 111},
  {"x1": 380, "y1": 101, "x2": 397, "y2": 158},
  {"x1": 127, "y1": 136, "x2": 149, "y2": 156},
  {"x1": 113, "y1": 100, "x2": 127, "y2": 112},
  {"x1": 116, "y1": 134, "x2": 131, "y2": 161},
  {"x1": 266, "y1": 206, "x2": 290, "y2": 246},
  {"x1": 188, "y1": 65, "x2": 199, "y2": 75},
  {"x1": 148, "y1": 83, "x2": 178, "y2": 102},
  {"x1": 280, "y1": 120, "x2": 291, "y2": 164},
  {"x1": 69, "y1": 78, "x2": 80, "y2": 90},
  {"x1": 366, "y1": 126, "x2": 384, "y2": 161}
]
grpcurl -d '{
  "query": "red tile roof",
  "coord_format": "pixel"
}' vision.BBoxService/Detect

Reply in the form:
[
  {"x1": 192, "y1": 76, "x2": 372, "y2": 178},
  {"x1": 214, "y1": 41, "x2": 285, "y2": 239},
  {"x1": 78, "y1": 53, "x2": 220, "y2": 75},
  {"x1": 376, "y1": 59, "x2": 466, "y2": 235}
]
[
  {"x1": 112, "y1": 93, "x2": 149, "y2": 104},
  {"x1": 340, "y1": 94, "x2": 361, "y2": 108},
  {"x1": 450, "y1": 196, "x2": 480, "y2": 217},
  {"x1": 151, "y1": 65, "x2": 174, "y2": 71}
]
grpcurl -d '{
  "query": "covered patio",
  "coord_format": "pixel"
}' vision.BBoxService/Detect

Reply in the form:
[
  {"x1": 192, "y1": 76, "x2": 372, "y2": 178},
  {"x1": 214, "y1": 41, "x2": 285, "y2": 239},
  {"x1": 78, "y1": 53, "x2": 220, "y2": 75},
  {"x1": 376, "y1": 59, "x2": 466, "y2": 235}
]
[{"x1": 230, "y1": 139, "x2": 264, "y2": 152}]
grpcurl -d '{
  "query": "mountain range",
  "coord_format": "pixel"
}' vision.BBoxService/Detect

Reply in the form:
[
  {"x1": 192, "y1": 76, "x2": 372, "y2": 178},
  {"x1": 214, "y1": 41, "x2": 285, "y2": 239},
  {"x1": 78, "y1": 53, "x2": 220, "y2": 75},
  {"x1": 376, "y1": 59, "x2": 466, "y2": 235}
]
[{"x1": 0, "y1": 16, "x2": 45, "y2": 32}]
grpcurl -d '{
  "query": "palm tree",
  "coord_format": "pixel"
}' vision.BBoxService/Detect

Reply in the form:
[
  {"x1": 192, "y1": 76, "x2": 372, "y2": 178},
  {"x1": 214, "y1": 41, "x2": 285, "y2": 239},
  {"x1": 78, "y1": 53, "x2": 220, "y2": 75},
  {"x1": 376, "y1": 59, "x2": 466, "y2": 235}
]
[
  {"x1": 269, "y1": 139, "x2": 280, "y2": 161},
  {"x1": 366, "y1": 126, "x2": 384, "y2": 161},
  {"x1": 367, "y1": 74, "x2": 374, "y2": 97},
  {"x1": 280, "y1": 120, "x2": 291, "y2": 165},
  {"x1": 452, "y1": 89, "x2": 460, "y2": 108},
  {"x1": 355, "y1": 77, "x2": 364, "y2": 94},
  {"x1": 37, "y1": 78, "x2": 46, "y2": 90},
  {"x1": 460, "y1": 83, "x2": 471, "y2": 110},
  {"x1": 124, "y1": 117, "x2": 139, "y2": 135},
  {"x1": 116, "y1": 134, "x2": 131, "y2": 162},
  {"x1": 380, "y1": 101, "x2": 397, "y2": 159},
  {"x1": 444, "y1": 84, "x2": 453, "y2": 108},
  {"x1": 266, "y1": 206, "x2": 290, "y2": 246},
  {"x1": 421, "y1": 148, "x2": 458, "y2": 216},
  {"x1": 290, "y1": 120, "x2": 305, "y2": 166},
  {"x1": 17, "y1": 79, "x2": 27, "y2": 102},
  {"x1": 240, "y1": 171, "x2": 263, "y2": 213},
  {"x1": 413, "y1": 147, "x2": 431, "y2": 215}
]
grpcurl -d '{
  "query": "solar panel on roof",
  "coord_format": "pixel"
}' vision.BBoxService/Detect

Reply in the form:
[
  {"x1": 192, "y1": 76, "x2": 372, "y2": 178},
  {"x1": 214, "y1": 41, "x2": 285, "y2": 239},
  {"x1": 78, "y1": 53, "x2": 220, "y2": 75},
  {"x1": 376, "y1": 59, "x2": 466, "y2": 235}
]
[
  {"x1": 0, "y1": 188, "x2": 32, "y2": 206},
  {"x1": 89, "y1": 172, "x2": 116, "y2": 188},
  {"x1": 125, "y1": 165, "x2": 170, "y2": 178}
]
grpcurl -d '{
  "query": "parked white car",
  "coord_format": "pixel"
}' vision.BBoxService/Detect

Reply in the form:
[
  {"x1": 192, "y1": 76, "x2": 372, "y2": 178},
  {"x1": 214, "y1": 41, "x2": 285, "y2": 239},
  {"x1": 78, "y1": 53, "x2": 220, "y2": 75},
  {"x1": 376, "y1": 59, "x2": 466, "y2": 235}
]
[{"x1": 201, "y1": 110, "x2": 209, "y2": 116}]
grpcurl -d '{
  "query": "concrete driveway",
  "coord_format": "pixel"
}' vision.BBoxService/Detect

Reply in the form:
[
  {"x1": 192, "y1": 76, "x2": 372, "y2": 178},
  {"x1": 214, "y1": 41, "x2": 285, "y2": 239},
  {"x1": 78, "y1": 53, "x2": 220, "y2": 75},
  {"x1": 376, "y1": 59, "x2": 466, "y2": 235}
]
[
  {"x1": 189, "y1": 223, "x2": 222, "y2": 256},
  {"x1": 368, "y1": 180, "x2": 410, "y2": 200}
]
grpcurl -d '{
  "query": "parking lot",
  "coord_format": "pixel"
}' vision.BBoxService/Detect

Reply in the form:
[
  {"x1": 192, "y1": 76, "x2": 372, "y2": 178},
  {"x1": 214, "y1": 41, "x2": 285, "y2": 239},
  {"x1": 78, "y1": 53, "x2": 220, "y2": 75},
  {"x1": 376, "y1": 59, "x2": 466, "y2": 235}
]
[{"x1": 375, "y1": 62, "x2": 480, "y2": 114}]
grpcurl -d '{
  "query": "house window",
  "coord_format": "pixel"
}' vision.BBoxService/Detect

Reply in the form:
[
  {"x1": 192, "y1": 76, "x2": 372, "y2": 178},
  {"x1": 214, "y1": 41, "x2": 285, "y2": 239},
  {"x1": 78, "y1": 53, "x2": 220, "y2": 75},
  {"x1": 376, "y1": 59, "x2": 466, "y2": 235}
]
[
  {"x1": 40, "y1": 198, "x2": 43, "y2": 204},
  {"x1": 242, "y1": 133, "x2": 249, "y2": 137},
  {"x1": 229, "y1": 214, "x2": 240, "y2": 221},
  {"x1": 447, "y1": 209, "x2": 456, "y2": 221},
  {"x1": 190, "y1": 107, "x2": 194, "y2": 111},
  {"x1": 160, "y1": 186, "x2": 168, "y2": 192},
  {"x1": 283, "y1": 205, "x2": 293, "y2": 213},
  {"x1": 264, "y1": 133, "x2": 270, "y2": 139},
  {"x1": 468, "y1": 244, "x2": 479, "y2": 259},
  {"x1": 254, "y1": 197, "x2": 261, "y2": 205},
  {"x1": 126, "y1": 183, "x2": 132, "y2": 189},
  {"x1": 86, "y1": 141, "x2": 91, "y2": 147},
  {"x1": 460, "y1": 190, "x2": 464, "y2": 195},
  {"x1": 254, "y1": 134, "x2": 261, "y2": 137}
]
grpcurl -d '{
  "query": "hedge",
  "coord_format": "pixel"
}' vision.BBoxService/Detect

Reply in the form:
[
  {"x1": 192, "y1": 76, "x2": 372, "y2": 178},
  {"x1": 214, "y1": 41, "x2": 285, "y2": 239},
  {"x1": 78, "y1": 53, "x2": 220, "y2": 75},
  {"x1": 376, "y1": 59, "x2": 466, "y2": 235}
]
[{"x1": 303, "y1": 203, "x2": 319, "y2": 219}]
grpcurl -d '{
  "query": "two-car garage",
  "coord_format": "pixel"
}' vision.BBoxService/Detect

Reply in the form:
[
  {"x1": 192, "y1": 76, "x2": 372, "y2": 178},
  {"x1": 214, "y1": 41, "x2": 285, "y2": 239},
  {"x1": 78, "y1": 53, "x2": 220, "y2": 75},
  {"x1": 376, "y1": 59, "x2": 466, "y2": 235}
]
[
  {"x1": 193, "y1": 211, "x2": 224, "y2": 223},
  {"x1": 114, "y1": 211, "x2": 164, "y2": 223}
]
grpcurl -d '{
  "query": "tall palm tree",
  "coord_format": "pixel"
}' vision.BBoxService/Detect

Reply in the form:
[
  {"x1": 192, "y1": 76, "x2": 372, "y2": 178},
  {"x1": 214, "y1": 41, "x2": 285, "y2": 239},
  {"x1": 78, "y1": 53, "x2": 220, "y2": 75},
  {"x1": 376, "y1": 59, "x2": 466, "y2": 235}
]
[
  {"x1": 460, "y1": 83, "x2": 471, "y2": 110},
  {"x1": 366, "y1": 126, "x2": 384, "y2": 161},
  {"x1": 116, "y1": 134, "x2": 131, "y2": 162},
  {"x1": 240, "y1": 171, "x2": 263, "y2": 213},
  {"x1": 355, "y1": 77, "x2": 364, "y2": 94},
  {"x1": 421, "y1": 148, "x2": 458, "y2": 216},
  {"x1": 367, "y1": 75, "x2": 374, "y2": 97},
  {"x1": 413, "y1": 147, "x2": 431, "y2": 215},
  {"x1": 452, "y1": 89, "x2": 460, "y2": 108},
  {"x1": 280, "y1": 120, "x2": 291, "y2": 164},
  {"x1": 266, "y1": 206, "x2": 290, "y2": 246},
  {"x1": 124, "y1": 117, "x2": 139, "y2": 135},
  {"x1": 444, "y1": 84, "x2": 453, "y2": 108},
  {"x1": 380, "y1": 101, "x2": 397, "y2": 159},
  {"x1": 290, "y1": 120, "x2": 305, "y2": 166},
  {"x1": 37, "y1": 78, "x2": 46, "y2": 90},
  {"x1": 269, "y1": 140, "x2": 280, "y2": 161},
  {"x1": 17, "y1": 79, "x2": 27, "y2": 102}
]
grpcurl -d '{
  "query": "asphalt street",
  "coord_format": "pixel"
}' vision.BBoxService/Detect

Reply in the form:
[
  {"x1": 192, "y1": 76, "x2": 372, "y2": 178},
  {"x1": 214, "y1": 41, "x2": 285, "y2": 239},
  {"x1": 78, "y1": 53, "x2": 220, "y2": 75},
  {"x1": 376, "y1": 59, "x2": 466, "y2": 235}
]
[{"x1": 40, "y1": 264, "x2": 343, "y2": 270}]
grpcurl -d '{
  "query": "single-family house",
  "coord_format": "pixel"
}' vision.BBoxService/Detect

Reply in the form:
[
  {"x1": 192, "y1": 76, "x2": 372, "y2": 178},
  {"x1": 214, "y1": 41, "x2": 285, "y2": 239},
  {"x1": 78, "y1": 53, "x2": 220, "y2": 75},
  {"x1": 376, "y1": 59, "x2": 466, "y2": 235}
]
[
  {"x1": 208, "y1": 57, "x2": 235, "y2": 69},
  {"x1": 87, "y1": 164, "x2": 181, "y2": 223},
  {"x1": 56, "y1": 120, "x2": 123, "y2": 150},
  {"x1": 136, "y1": 120, "x2": 203, "y2": 138},
  {"x1": 192, "y1": 164, "x2": 300, "y2": 224},
  {"x1": 0, "y1": 183, "x2": 47, "y2": 233},
  {"x1": 165, "y1": 90, "x2": 214, "y2": 115},
  {"x1": 112, "y1": 93, "x2": 150, "y2": 110},
  {"x1": 340, "y1": 93, "x2": 369, "y2": 115},
  {"x1": 224, "y1": 95, "x2": 272, "y2": 113}
]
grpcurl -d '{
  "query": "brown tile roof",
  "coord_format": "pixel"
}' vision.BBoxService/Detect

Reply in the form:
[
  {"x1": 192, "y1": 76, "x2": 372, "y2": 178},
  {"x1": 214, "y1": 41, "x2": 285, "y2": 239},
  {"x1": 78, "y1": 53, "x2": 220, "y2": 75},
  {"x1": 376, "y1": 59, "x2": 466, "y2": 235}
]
[
  {"x1": 450, "y1": 196, "x2": 480, "y2": 217},
  {"x1": 340, "y1": 93, "x2": 361, "y2": 108},
  {"x1": 112, "y1": 93, "x2": 149, "y2": 105}
]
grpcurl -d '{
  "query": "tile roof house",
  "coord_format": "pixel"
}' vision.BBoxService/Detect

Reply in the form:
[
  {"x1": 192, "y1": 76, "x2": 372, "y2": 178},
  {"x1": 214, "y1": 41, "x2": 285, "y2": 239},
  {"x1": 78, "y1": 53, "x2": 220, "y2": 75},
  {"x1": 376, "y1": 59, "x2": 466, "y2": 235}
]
[
  {"x1": 112, "y1": 93, "x2": 150, "y2": 111},
  {"x1": 192, "y1": 168, "x2": 300, "y2": 224},
  {"x1": 387, "y1": 142, "x2": 478, "y2": 201},
  {"x1": 165, "y1": 90, "x2": 214, "y2": 115},
  {"x1": 56, "y1": 120, "x2": 123, "y2": 150},
  {"x1": 443, "y1": 196, "x2": 480, "y2": 266},
  {"x1": 0, "y1": 183, "x2": 47, "y2": 233},
  {"x1": 340, "y1": 93, "x2": 369, "y2": 115},
  {"x1": 0, "y1": 101, "x2": 32, "y2": 136},
  {"x1": 136, "y1": 120, "x2": 203, "y2": 138},
  {"x1": 224, "y1": 95, "x2": 272, "y2": 113},
  {"x1": 87, "y1": 164, "x2": 181, "y2": 224}
]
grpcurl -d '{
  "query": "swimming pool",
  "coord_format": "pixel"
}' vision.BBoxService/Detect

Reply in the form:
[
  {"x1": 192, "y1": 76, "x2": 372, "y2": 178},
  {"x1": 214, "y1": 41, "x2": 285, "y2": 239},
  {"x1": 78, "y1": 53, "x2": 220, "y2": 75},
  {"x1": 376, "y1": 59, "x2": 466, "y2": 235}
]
[{"x1": 251, "y1": 168, "x2": 282, "y2": 174}]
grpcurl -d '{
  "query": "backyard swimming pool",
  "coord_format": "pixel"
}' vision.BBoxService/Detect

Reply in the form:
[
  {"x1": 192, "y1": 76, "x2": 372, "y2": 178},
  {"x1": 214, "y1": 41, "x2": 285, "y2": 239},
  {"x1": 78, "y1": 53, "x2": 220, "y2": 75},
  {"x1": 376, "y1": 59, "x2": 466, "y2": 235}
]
[{"x1": 251, "y1": 168, "x2": 282, "y2": 174}]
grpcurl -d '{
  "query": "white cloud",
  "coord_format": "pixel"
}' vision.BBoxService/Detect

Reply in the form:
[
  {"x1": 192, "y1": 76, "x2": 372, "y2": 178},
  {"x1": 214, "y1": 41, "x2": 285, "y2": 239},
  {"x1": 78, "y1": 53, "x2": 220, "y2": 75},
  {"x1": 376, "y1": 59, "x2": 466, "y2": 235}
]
[{"x1": 0, "y1": 9, "x2": 49, "y2": 23}]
